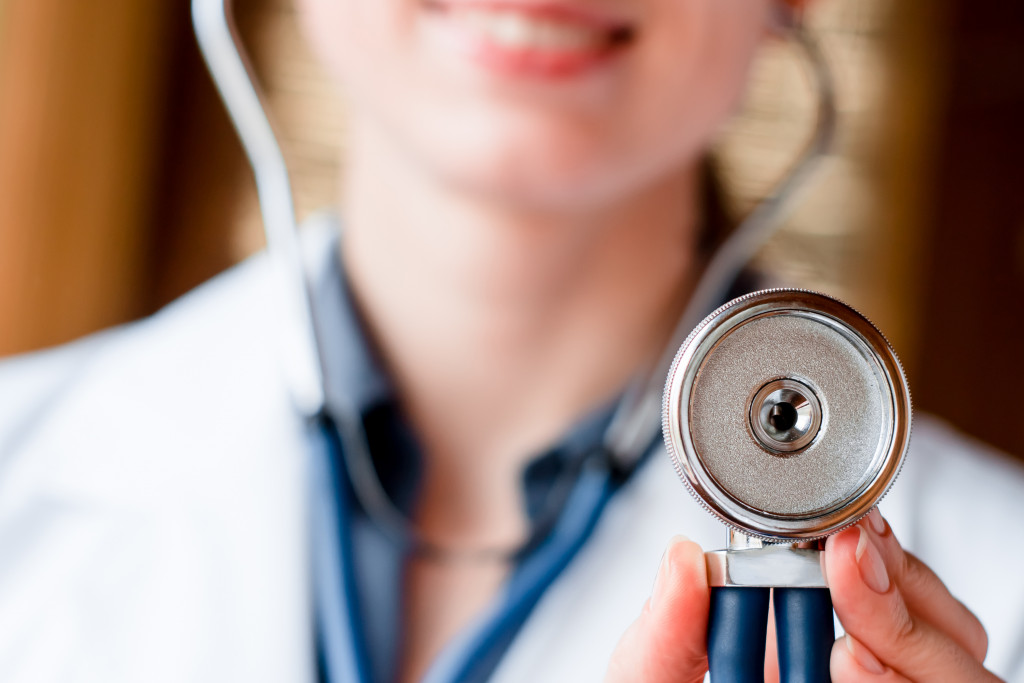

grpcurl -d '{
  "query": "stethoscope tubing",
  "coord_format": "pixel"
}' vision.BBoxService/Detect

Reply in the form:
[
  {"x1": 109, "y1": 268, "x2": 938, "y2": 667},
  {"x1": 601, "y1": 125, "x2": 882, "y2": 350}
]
[
  {"x1": 708, "y1": 587, "x2": 834, "y2": 683},
  {"x1": 709, "y1": 587, "x2": 772, "y2": 682},
  {"x1": 773, "y1": 588, "x2": 835, "y2": 682}
]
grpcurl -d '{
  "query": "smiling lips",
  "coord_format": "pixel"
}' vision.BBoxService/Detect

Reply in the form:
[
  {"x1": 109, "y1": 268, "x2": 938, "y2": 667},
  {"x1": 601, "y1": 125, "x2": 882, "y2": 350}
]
[{"x1": 424, "y1": 1, "x2": 637, "y2": 78}]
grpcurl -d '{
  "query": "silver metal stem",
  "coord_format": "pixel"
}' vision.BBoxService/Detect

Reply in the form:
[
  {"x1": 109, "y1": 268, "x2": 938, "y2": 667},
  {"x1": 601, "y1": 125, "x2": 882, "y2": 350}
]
[
  {"x1": 729, "y1": 529, "x2": 765, "y2": 550},
  {"x1": 707, "y1": 529, "x2": 827, "y2": 588}
]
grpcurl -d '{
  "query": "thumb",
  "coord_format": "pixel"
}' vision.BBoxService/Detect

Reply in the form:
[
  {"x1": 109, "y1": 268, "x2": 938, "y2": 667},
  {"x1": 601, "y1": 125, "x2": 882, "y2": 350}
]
[{"x1": 605, "y1": 536, "x2": 710, "y2": 683}]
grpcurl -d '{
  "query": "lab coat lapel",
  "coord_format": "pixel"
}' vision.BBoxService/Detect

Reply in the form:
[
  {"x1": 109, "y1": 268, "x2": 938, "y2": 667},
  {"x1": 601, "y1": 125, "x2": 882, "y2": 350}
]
[{"x1": 0, "y1": 255, "x2": 317, "y2": 683}]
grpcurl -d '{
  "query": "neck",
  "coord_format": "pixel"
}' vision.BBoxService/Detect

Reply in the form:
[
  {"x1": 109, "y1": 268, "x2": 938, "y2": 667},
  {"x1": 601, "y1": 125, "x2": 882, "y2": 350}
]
[{"x1": 341, "y1": 121, "x2": 700, "y2": 542}]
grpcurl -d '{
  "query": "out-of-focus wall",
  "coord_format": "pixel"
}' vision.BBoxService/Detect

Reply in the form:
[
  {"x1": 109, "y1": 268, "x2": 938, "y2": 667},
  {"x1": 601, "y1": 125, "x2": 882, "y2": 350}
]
[
  {"x1": 0, "y1": 0, "x2": 175, "y2": 356},
  {"x1": 913, "y1": 1, "x2": 1024, "y2": 459}
]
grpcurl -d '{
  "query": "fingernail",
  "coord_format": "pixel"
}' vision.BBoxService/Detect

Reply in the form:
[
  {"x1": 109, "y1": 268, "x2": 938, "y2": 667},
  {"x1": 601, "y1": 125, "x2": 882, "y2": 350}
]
[
  {"x1": 855, "y1": 527, "x2": 890, "y2": 593},
  {"x1": 866, "y1": 508, "x2": 887, "y2": 536},
  {"x1": 844, "y1": 635, "x2": 887, "y2": 675},
  {"x1": 651, "y1": 535, "x2": 688, "y2": 610}
]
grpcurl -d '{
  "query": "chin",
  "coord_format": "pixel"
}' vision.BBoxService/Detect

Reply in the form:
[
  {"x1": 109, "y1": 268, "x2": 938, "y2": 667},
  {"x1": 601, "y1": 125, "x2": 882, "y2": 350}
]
[
  {"x1": 446, "y1": 151, "x2": 627, "y2": 211},
  {"x1": 406, "y1": 111, "x2": 692, "y2": 213}
]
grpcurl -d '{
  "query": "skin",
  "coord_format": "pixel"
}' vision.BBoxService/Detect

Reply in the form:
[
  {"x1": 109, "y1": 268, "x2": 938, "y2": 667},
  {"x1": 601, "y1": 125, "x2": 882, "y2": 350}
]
[{"x1": 294, "y1": 0, "x2": 999, "y2": 680}]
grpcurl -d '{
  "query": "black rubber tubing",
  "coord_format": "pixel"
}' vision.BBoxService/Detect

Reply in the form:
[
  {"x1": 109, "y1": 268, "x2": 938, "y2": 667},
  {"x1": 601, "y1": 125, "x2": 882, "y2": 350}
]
[
  {"x1": 707, "y1": 587, "x2": 835, "y2": 682},
  {"x1": 708, "y1": 587, "x2": 771, "y2": 682},
  {"x1": 774, "y1": 587, "x2": 835, "y2": 683}
]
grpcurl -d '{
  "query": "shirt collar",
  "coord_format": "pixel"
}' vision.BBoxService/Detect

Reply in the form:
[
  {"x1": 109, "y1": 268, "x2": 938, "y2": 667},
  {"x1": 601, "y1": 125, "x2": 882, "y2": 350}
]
[{"x1": 302, "y1": 213, "x2": 394, "y2": 417}]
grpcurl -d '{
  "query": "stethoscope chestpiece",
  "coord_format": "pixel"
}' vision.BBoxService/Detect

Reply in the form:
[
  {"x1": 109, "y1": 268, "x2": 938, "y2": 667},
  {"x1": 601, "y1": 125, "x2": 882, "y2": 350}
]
[
  {"x1": 663, "y1": 288, "x2": 911, "y2": 545},
  {"x1": 663, "y1": 289, "x2": 912, "y2": 681}
]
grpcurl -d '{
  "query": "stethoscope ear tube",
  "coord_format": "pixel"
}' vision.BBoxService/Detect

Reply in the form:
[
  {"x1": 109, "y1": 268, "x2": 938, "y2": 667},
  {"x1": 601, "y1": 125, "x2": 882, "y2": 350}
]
[
  {"x1": 192, "y1": 0, "x2": 328, "y2": 416},
  {"x1": 708, "y1": 587, "x2": 834, "y2": 683}
]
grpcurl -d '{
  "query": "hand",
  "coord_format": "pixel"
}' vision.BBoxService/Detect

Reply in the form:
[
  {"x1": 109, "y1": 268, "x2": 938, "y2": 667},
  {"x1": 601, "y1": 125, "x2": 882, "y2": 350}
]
[
  {"x1": 605, "y1": 535, "x2": 710, "y2": 683},
  {"x1": 827, "y1": 509, "x2": 998, "y2": 681},
  {"x1": 605, "y1": 511, "x2": 999, "y2": 683}
]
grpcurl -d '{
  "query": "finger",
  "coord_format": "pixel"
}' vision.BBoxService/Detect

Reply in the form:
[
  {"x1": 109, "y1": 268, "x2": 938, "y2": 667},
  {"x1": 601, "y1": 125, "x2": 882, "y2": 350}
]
[
  {"x1": 604, "y1": 535, "x2": 709, "y2": 683},
  {"x1": 826, "y1": 526, "x2": 999, "y2": 682},
  {"x1": 863, "y1": 509, "x2": 988, "y2": 662},
  {"x1": 831, "y1": 634, "x2": 911, "y2": 682},
  {"x1": 765, "y1": 598, "x2": 779, "y2": 683}
]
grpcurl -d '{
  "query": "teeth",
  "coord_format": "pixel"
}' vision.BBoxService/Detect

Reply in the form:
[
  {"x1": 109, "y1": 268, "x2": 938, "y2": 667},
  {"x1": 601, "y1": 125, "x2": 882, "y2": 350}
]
[{"x1": 459, "y1": 9, "x2": 606, "y2": 50}]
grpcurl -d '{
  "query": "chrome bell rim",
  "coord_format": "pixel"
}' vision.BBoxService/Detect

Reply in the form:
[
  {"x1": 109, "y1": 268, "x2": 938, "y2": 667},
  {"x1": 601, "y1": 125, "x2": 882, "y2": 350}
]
[{"x1": 662, "y1": 289, "x2": 912, "y2": 541}]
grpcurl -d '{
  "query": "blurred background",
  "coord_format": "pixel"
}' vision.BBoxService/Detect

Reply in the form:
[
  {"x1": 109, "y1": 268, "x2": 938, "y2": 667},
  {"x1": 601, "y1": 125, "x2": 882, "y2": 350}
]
[{"x1": 0, "y1": 0, "x2": 1021, "y2": 458}]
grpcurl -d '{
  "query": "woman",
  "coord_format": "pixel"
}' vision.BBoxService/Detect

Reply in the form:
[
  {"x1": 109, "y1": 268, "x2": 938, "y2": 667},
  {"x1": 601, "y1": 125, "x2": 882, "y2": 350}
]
[{"x1": 0, "y1": 0, "x2": 1021, "y2": 681}]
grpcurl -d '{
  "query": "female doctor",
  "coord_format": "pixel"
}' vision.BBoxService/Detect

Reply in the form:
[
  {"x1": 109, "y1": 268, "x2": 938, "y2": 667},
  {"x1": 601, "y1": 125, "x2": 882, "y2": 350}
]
[{"x1": 0, "y1": 0, "x2": 1022, "y2": 681}]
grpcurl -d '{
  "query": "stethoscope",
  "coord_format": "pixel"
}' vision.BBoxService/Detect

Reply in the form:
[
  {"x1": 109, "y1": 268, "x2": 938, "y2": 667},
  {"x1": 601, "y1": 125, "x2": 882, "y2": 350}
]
[
  {"x1": 662, "y1": 288, "x2": 912, "y2": 681},
  {"x1": 191, "y1": 0, "x2": 859, "y2": 679}
]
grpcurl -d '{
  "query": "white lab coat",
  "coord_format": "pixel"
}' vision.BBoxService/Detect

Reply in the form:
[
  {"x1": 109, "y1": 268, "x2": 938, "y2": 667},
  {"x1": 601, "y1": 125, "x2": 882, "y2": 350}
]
[{"x1": 1, "y1": 230, "x2": 1022, "y2": 682}]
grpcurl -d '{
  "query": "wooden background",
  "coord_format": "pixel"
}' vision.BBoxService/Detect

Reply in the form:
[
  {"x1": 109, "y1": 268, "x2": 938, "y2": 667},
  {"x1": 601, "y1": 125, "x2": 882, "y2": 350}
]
[{"x1": 0, "y1": 0, "x2": 1021, "y2": 458}]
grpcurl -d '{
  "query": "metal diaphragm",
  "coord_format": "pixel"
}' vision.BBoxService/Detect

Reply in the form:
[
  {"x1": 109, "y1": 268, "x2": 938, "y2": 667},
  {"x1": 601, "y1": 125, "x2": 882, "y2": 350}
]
[{"x1": 662, "y1": 289, "x2": 912, "y2": 541}]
